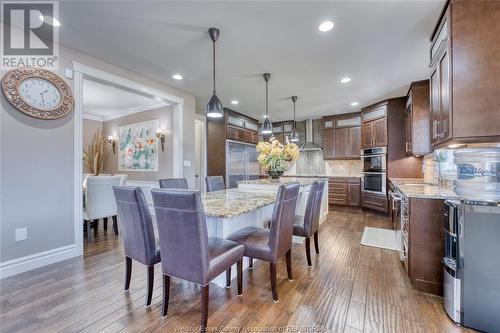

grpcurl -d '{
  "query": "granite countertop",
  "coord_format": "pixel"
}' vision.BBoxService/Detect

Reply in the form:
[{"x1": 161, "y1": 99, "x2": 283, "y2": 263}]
[
  {"x1": 389, "y1": 178, "x2": 460, "y2": 200},
  {"x1": 201, "y1": 188, "x2": 276, "y2": 218},
  {"x1": 238, "y1": 177, "x2": 326, "y2": 187}
]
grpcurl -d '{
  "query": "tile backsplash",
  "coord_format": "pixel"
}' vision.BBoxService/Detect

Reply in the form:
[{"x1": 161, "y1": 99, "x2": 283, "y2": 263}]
[
  {"x1": 325, "y1": 160, "x2": 362, "y2": 176},
  {"x1": 295, "y1": 151, "x2": 325, "y2": 175}
]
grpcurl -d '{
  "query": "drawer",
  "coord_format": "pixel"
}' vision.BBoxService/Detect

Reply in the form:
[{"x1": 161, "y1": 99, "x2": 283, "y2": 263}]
[
  {"x1": 329, "y1": 177, "x2": 347, "y2": 183},
  {"x1": 361, "y1": 192, "x2": 387, "y2": 213},
  {"x1": 347, "y1": 177, "x2": 360, "y2": 184},
  {"x1": 329, "y1": 196, "x2": 347, "y2": 205},
  {"x1": 329, "y1": 183, "x2": 348, "y2": 194}
]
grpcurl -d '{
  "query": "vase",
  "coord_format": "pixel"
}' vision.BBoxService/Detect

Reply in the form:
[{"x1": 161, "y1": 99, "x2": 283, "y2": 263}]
[{"x1": 267, "y1": 169, "x2": 284, "y2": 179}]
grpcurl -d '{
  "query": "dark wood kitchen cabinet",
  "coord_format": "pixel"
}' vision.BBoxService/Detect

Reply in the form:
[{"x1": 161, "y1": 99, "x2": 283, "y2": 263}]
[
  {"x1": 323, "y1": 128, "x2": 335, "y2": 158},
  {"x1": 361, "y1": 106, "x2": 387, "y2": 148},
  {"x1": 323, "y1": 113, "x2": 361, "y2": 159},
  {"x1": 207, "y1": 108, "x2": 259, "y2": 178},
  {"x1": 328, "y1": 177, "x2": 360, "y2": 207},
  {"x1": 361, "y1": 192, "x2": 388, "y2": 213},
  {"x1": 405, "y1": 80, "x2": 431, "y2": 156},
  {"x1": 429, "y1": 0, "x2": 500, "y2": 148},
  {"x1": 361, "y1": 98, "x2": 422, "y2": 179}
]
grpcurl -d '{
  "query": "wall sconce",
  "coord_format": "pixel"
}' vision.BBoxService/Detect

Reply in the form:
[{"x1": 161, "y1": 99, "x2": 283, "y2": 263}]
[
  {"x1": 107, "y1": 135, "x2": 117, "y2": 154},
  {"x1": 156, "y1": 128, "x2": 166, "y2": 152}
]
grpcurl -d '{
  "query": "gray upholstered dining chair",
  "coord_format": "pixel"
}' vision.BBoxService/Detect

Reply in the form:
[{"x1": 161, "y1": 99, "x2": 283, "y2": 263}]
[
  {"x1": 151, "y1": 189, "x2": 245, "y2": 330},
  {"x1": 205, "y1": 175, "x2": 225, "y2": 192},
  {"x1": 112, "y1": 185, "x2": 161, "y2": 308},
  {"x1": 227, "y1": 182, "x2": 300, "y2": 302},
  {"x1": 292, "y1": 180, "x2": 325, "y2": 266},
  {"x1": 159, "y1": 178, "x2": 188, "y2": 189}
]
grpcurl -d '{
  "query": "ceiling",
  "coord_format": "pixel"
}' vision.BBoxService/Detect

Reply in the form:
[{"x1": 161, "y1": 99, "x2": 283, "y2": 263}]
[
  {"x1": 61, "y1": 1, "x2": 443, "y2": 121},
  {"x1": 82, "y1": 79, "x2": 168, "y2": 121}
]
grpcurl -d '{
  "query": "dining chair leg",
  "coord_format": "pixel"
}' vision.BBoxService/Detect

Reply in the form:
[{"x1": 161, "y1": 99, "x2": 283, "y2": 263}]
[
  {"x1": 124, "y1": 256, "x2": 132, "y2": 291},
  {"x1": 145, "y1": 265, "x2": 154, "y2": 308},
  {"x1": 314, "y1": 231, "x2": 319, "y2": 255},
  {"x1": 249, "y1": 257, "x2": 253, "y2": 270},
  {"x1": 225, "y1": 267, "x2": 231, "y2": 288},
  {"x1": 270, "y1": 262, "x2": 278, "y2": 303},
  {"x1": 93, "y1": 219, "x2": 99, "y2": 234},
  {"x1": 85, "y1": 220, "x2": 92, "y2": 243},
  {"x1": 237, "y1": 259, "x2": 243, "y2": 296},
  {"x1": 103, "y1": 217, "x2": 108, "y2": 231},
  {"x1": 161, "y1": 274, "x2": 170, "y2": 318},
  {"x1": 305, "y1": 238, "x2": 312, "y2": 267},
  {"x1": 200, "y1": 285, "x2": 209, "y2": 332},
  {"x1": 286, "y1": 250, "x2": 293, "y2": 281},
  {"x1": 112, "y1": 215, "x2": 118, "y2": 235}
]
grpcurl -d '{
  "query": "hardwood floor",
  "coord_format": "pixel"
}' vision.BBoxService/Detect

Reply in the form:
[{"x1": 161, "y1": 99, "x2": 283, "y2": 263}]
[{"x1": 0, "y1": 207, "x2": 474, "y2": 333}]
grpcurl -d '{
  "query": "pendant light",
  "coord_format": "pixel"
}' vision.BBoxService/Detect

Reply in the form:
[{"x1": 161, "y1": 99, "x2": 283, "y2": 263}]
[
  {"x1": 261, "y1": 73, "x2": 273, "y2": 134},
  {"x1": 205, "y1": 28, "x2": 223, "y2": 118},
  {"x1": 290, "y1": 96, "x2": 300, "y2": 142}
]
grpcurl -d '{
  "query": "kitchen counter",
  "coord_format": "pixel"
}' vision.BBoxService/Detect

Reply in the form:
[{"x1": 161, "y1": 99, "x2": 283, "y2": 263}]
[
  {"x1": 389, "y1": 178, "x2": 460, "y2": 200},
  {"x1": 238, "y1": 178, "x2": 329, "y2": 224},
  {"x1": 238, "y1": 177, "x2": 326, "y2": 187},
  {"x1": 201, "y1": 188, "x2": 276, "y2": 218}
]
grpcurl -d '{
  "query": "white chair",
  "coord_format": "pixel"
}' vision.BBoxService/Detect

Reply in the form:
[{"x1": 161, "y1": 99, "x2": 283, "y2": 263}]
[
  {"x1": 83, "y1": 173, "x2": 111, "y2": 189},
  {"x1": 84, "y1": 175, "x2": 122, "y2": 242},
  {"x1": 115, "y1": 174, "x2": 128, "y2": 185}
]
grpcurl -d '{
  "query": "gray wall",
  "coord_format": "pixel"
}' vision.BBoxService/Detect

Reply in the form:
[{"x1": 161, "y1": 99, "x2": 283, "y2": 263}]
[
  {"x1": 0, "y1": 45, "x2": 196, "y2": 264},
  {"x1": 102, "y1": 105, "x2": 174, "y2": 181}
]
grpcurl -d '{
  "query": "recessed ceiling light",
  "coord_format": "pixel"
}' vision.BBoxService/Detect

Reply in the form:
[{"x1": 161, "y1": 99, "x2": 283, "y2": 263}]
[
  {"x1": 350, "y1": 102, "x2": 359, "y2": 106},
  {"x1": 318, "y1": 21, "x2": 334, "y2": 32},
  {"x1": 341, "y1": 77, "x2": 351, "y2": 83},
  {"x1": 154, "y1": 96, "x2": 162, "y2": 101},
  {"x1": 231, "y1": 100, "x2": 239, "y2": 105},
  {"x1": 172, "y1": 74, "x2": 183, "y2": 80},
  {"x1": 39, "y1": 15, "x2": 61, "y2": 27}
]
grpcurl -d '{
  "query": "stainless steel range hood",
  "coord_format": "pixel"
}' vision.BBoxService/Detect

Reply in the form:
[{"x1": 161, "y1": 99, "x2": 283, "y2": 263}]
[{"x1": 300, "y1": 119, "x2": 323, "y2": 151}]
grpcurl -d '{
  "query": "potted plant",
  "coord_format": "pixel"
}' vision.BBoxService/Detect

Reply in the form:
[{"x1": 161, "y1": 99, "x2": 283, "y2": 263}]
[
  {"x1": 256, "y1": 138, "x2": 299, "y2": 179},
  {"x1": 83, "y1": 129, "x2": 107, "y2": 175}
]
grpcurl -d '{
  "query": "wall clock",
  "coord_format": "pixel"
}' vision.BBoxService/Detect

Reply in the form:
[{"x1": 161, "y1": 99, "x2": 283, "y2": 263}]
[{"x1": 1, "y1": 67, "x2": 74, "y2": 120}]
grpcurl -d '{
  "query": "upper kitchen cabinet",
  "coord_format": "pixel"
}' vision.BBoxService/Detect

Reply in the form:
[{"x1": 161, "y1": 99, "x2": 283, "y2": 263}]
[
  {"x1": 429, "y1": 0, "x2": 500, "y2": 148},
  {"x1": 405, "y1": 80, "x2": 431, "y2": 156},
  {"x1": 323, "y1": 113, "x2": 361, "y2": 159},
  {"x1": 362, "y1": 98, "x2": 422, "y2": 178},
  {"x1": 361, "y1": 104, "x2": 387, "y2": 148}
]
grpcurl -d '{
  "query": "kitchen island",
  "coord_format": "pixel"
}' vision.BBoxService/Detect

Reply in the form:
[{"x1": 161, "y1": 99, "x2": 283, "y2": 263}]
[{"x1": 238, "y1": 177, "x2": 329, "y2": 224}]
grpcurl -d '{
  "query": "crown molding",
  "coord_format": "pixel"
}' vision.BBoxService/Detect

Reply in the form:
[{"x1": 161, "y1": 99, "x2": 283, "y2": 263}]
[{"x1": 82, "y1": 101, "x2": 170, "y2": 122}]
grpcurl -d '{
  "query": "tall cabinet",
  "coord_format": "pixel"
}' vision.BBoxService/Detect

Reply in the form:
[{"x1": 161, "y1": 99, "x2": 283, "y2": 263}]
[
  {"x1": 323, "y1": 113, "x2": 361, "y2": 159},
  {"x1": 207, "y1": 108, "x2": 260, "y2": 185},
  {"x1": 429, "y1": 0, "x2": 500, "y2": 148}
]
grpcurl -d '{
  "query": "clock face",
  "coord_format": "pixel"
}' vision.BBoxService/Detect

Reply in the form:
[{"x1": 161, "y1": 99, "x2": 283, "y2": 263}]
[{"x1": 18, "y1": 78, "x2": 62, "y2": 110}]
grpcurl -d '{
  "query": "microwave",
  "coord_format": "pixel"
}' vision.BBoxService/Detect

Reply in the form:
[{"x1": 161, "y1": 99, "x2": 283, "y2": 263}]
[{"x1": 361, "y1": 147, "x2": 387, "y2": 172}]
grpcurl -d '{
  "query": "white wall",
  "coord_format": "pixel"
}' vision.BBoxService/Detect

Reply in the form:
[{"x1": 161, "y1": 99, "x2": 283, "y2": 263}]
[{"x1": 0, "y1": 45, "x2": 196, "y2": 276}]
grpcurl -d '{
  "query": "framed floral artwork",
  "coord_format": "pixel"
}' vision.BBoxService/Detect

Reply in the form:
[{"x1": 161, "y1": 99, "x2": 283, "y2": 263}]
[{"x1": 118, "y1": 119, "x2": 159, "y2": 171}]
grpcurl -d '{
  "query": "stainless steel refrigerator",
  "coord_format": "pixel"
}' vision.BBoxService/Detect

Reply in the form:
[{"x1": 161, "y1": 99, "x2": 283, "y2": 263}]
[{"x1": 226, "y1": 140, "x2": 260, "y2": 188}]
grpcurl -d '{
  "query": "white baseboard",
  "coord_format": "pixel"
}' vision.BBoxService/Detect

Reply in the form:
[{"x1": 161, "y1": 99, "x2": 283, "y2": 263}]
[{"x1": 0, "y1": 244, "x2": 79, "y2": 279}]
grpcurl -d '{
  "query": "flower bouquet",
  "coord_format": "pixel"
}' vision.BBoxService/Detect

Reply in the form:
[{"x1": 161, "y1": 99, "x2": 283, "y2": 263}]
[{"x1": 256, "y1": 138, "x2": 300, "y2": 179}]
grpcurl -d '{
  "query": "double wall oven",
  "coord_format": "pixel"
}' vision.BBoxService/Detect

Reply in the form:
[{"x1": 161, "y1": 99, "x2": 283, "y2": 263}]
[{"x1": 361, "y1": 147, "x2": 387, "y2": 194}]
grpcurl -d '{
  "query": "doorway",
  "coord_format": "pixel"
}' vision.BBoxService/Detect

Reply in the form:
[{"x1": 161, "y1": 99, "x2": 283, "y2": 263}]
[
  {"x1": 72, "y1": 62, "x2": 185, "y2": 255},
  {"x1": 195, "y1": 116, "x2": 207, "y2": 191}
]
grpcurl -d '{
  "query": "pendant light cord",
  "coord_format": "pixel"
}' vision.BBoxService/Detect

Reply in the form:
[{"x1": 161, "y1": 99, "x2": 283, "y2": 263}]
[
  {"x1": 265, "y1": 81, "x2": 269, "y2": 117},
  {"x1": 212, "y1": 41, "x2": 216, "y2": 94}
]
